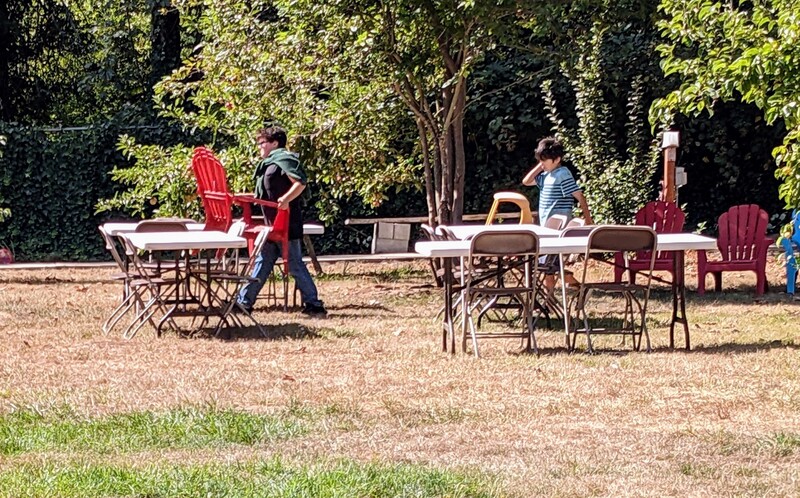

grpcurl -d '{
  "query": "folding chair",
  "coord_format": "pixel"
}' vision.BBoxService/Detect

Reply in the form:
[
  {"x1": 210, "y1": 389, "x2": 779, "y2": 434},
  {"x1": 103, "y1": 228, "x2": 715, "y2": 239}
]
[
  {"x1": 208, "y1": 228, "x2": 270, "y2": 337},
  {"x1": 99, "y1": 221, "x2": 186, "y2": 337},
  {"x1": 461, "y1": 230, "x2": 540, "y2": 357},
  {"x1": 535, "y1": 224, "x2": 596, "y2": 324},
  {"x1": 567, "y1": 226, "x2": 657, "y2": 353},
  {"x1": 118, "y1": 232, "x2": 184, "y2": 339},
  {"x1": 99, "y1": 225, "x2": 141, "y2": 335}
]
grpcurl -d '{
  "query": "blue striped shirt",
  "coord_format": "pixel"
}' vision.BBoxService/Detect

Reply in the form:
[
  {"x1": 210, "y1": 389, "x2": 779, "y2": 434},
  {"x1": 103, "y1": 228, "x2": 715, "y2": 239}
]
[{"x1": 536, "y1": 166, "x2": 581, "y2": 223}]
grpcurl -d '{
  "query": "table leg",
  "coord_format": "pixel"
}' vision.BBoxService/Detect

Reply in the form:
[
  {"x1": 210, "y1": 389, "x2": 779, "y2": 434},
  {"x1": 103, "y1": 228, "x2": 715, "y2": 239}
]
[
  {"x1": 303, "y1": 235, "x2": 323, "y2": 275},
  {"x1": 669, "y1": 251, "x2": 691, "y2": 350},
  {"x1": 441, "y1": 257, "x2": 455, "y2": 354},
  {"x1": 558, "y1": 254, "x2": 571, "y2": 350}
]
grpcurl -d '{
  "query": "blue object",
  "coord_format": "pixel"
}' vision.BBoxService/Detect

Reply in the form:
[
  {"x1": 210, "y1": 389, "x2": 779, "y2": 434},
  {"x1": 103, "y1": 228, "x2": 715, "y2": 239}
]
[{"x1": 780, "y1": 210, "x2": 800, "y2": 294}]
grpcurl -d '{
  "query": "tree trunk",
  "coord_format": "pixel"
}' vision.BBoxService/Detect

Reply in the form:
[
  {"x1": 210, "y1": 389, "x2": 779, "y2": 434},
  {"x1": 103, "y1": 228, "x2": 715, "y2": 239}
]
[
  {"x1": 150, "y1": 0, "x2": 181, "y2": 87},
  {"x1": 416, "y1": 118, "x2": 437, "y2": 227},
  {"x1": 439, "y1": 86, "x2": 455, "y2": 225},
  {"x1": 452, "y1": 78, "x2": 467, "y2": 222}
]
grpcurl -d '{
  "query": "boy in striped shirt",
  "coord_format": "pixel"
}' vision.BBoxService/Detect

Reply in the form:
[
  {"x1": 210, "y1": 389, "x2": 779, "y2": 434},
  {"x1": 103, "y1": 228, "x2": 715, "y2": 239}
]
[{"x1": 523, "y1": 136, "x2": 593, "y2": 291}]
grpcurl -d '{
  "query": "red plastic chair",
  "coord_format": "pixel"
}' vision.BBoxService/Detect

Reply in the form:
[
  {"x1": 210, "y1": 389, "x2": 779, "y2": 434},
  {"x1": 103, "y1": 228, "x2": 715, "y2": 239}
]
[
  {"x1": 698, "y1": 204, "x2": 770, "y2": 296},
  {"x1": 614, "y1": 201, "x2": 685, "y2": 284},
  {"x1": 191, "y1": 147, "x2": 290, "y2": 280},
  {"x1": 191, "y1": 146, "x2": 287, "y2": 256}
]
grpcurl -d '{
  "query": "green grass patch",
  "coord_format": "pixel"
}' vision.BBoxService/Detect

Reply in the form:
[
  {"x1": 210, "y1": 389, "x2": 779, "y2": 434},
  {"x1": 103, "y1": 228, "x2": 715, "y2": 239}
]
[
  {"x1": 758, "y1": 432, "x2": 800, "y2": 457},
  {"x1": 0, "y1": 406, "x2": 306, "y2": 455},
  {"x1": 0, "y1": 458, "x2": 504, "y2": 497}
]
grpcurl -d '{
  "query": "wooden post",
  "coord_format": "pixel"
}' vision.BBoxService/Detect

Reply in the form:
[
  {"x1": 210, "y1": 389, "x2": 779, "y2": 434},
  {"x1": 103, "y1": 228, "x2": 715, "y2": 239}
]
[
  {"x1": 661, "y1": 130, "x2": 680, "y2": 203},
  {"x1": 663, "y1": 146, "x2": 677, "y2": 203}
]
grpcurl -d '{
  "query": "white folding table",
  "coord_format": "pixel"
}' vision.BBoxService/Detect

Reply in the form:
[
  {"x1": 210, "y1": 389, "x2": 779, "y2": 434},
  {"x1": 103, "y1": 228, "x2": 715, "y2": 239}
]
[
  {"x1": 415, "y1": 228, "x2": 717, "y2": 353},
  {"x1": 122, "y1": 231, "x2": 254, "y2": 336},
  {"x1": 104, "y1": 221, "x2": 324, "y2": 237}
]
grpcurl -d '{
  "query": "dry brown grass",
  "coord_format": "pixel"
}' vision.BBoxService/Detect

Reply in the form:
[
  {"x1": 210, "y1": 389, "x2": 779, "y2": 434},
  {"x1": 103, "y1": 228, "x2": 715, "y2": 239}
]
[{"x1": 1, "y1": 256, "x2": 799, "y2": 497}]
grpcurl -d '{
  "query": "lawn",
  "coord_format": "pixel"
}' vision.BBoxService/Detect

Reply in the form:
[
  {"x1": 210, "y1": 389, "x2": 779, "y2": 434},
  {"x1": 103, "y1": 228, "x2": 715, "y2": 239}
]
[{"x1": 0, "y1": 257, "x2": 799, "y2": 497}]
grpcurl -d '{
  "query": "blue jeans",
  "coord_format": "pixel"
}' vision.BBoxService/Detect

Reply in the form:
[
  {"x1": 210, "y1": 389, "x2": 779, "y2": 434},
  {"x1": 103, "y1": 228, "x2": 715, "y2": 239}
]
[{"x1": 238, "y1": 238, "x2": 322, "y2": 309}]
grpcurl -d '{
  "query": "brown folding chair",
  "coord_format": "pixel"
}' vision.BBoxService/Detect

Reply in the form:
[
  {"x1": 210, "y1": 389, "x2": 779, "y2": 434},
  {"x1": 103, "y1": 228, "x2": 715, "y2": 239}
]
[
  {"x1": 567, "y1": 226, "x2": 657, "y2": 353},
  {"x1": 461, "y1": 230, "x2": 540, "y2": 357},
  {"x1": 208, "y1": 228, "x2": 270, "y2": 337}
]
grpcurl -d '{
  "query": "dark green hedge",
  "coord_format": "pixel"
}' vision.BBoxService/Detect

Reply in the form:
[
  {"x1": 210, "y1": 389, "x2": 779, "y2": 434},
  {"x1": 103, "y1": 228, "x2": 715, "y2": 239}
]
[{"x1": 0, "y1": 120, "x2": 195, "y2": 261}]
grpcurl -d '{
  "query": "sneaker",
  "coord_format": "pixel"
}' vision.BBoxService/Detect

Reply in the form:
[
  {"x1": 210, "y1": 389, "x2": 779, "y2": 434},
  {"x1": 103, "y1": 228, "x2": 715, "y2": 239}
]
[{"x1": 301, "y1": 302, "x2": 327, "y2": 316}]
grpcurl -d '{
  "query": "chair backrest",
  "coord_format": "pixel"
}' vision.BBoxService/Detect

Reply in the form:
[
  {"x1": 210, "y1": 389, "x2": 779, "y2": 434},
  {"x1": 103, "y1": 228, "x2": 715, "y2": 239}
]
[
  {"x1": 566, "y1": 217, "x2": 586, "y2": 228},
  {"x1": 191, "y1": 147, "x2": 237, "y2": 232},
  {"x1": 790, "y1": 210, "x2": 800, "y2": 246},
  {"x1": 635, "y1": 201, "x2": 685, "y2": 233},
  {"x1": 561, "y1": 225, "x2": 594, "y2": 238},
  {"x1": 200, "y1": 191, "x2": 234, "y2": 232},
  {"x1": 98, "y1": 225, "x2": 127, "y2": 272},
  {"x1": 545, "y1": 214, "x2": 568, "y2": 230},
  {"x1": 134, "y1": 220, "x2": 190, "y2": 233},
  {"x1": 581, "y1": 226, "x2": 657, "y2": 285},
  {"x1": 420, "y1": 223, "x2": 440, "y2": 241},
  {"x1": 717, "y1": 204, "x2": 769, "y2": 261},
  {"x1": 469, "y1": 230, "x2": 539, "y2": 257},
  {"x1": 588, "y1": 225, "x2": 657, "y2": 254},
  {"x1": 192, "y1": 146, "x2": 230, "y2": 197},
  {"x1": 485, "y1": 191, "x2": 534, "y2": 225}
]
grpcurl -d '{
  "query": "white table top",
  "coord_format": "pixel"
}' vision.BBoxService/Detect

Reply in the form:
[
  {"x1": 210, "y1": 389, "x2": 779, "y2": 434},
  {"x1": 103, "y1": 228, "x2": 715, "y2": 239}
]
[
  {"x1": 103, "y1": 221, "x2": 206, "y2": 235},
  {"x1": 105, "y1": 221, "x2": 325, "y2": 236},
  {"x1": 438, "y1": 223, "x2": 561, "y2": 240},
  {"x1": 415, "y1": 232, "x2": 717, "y2": 258},
  {"x1": 124, "y1": 231, "x2": 248, "y2": 251}
]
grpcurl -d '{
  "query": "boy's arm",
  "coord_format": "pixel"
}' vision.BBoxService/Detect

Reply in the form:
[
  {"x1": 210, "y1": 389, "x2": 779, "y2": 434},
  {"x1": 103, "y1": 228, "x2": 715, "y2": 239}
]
[
  {"x1": 573, "y1": 191, "x2": 593, "y2": 225},
  {"x1": 277, "y1": 177, "x2": 306, "y2": 210},
  {"x1": 522, "y1": 162, "x2": 544, "y2": 186}
]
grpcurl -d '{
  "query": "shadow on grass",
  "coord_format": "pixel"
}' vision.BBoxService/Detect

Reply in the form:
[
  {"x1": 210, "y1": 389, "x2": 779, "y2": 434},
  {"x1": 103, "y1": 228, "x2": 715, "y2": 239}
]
[
  {"x1": 682, "y1": 340, "x2": 800, "y2": 355},
  {"x1": 648, "y1": 285, "x2": 799, "y2": 306},
  {"x1": 194, "y1": 323, "x2": 323, "y2": 341}
]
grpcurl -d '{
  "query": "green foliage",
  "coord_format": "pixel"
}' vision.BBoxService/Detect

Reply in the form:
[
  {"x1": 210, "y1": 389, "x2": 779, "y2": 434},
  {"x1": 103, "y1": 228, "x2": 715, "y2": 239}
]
[
  {"x1": 97, "y1": 135, "x2": 201, "y2": 219},
  {"x1": 652, "y1": 0, "x2": 800, "y2": 211},
  {"x1": 542, "y1": 21, "x2": 660, "y2": 223},
  {"x1": 107, "y1": 0, "x2": 422, "y2": 225},
  {"x1": 670, "y1": 102, "x2": 785, "y2": 229},
  {"x1": 0, "y1": 118, "x2": 192, "y2": 261}
]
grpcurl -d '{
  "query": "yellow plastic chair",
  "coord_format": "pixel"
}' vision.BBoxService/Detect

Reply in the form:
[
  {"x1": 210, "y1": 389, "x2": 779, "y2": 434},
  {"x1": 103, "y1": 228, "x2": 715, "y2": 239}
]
[{"x1": 485, "y1": 192, "x2": 533, "y2": 225}]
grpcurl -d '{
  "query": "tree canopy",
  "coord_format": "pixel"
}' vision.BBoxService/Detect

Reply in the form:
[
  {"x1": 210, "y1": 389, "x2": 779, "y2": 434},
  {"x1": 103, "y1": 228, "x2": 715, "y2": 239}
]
[{"x1": 652, "y1": 0, "x2": 800, "y2": 210}]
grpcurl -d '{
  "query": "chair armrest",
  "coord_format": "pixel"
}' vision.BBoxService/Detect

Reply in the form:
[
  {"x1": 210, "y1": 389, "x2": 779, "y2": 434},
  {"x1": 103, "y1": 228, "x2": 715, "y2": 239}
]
[
  {"x1": 230, "y1": 193, "x2": 280, "y2": 224},
  {"x1": 231, "y1": 193, "x2": 279, "y2": 209}
]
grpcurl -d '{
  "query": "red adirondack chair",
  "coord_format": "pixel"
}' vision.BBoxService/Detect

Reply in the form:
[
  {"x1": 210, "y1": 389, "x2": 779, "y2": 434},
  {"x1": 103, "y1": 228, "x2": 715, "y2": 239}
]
[
  {"x1": 614, "y1": 201, "x2": 686, "y2": 284},
  {"x1": 191, "y1": 146, "x2": 289, "y2": 272},
  {"x1": 697, "y1": 204, "x2": 770, "y2": 295}
]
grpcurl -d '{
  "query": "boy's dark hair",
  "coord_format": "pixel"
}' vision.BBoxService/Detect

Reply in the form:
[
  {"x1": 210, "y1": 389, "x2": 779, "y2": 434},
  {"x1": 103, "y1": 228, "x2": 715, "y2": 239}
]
[
  {"x1": 257, "y1": 126, "x2": 288, "y2": 148},
  {"x1": 535, "y1": 136, "x2": 563, "y2": 162}
]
